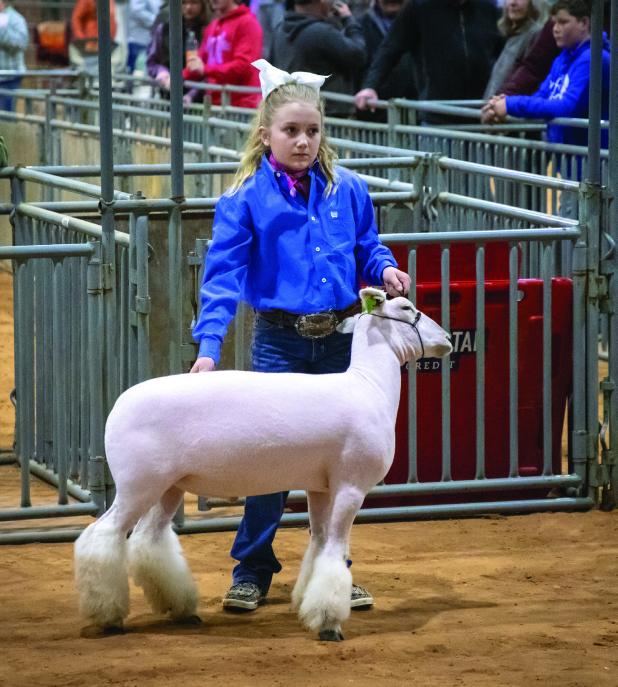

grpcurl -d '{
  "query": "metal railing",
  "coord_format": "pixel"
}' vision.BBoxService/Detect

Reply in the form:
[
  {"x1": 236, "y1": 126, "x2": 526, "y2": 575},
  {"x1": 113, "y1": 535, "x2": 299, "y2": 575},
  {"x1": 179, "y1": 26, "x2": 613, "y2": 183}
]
[{"x1": 0, "y1": 150, "x2": 605, "y2": 542}]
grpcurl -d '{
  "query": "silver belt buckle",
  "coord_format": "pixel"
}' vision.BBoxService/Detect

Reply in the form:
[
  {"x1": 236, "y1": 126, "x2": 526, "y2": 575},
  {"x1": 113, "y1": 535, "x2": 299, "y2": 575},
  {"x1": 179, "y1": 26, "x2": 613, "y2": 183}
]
[{"x1": 295, "y1": 311, "x2": 337, "y2": 339}]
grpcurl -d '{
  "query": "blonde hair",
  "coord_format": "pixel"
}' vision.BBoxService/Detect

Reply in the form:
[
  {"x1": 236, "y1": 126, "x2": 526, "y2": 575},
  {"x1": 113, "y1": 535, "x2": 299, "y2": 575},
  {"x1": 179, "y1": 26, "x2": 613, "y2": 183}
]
[
  {"x1": 498, "y1": 0, "x2": 546, "y2": 37},
  {"x1": 228, "y1": 82, "x2": 338, "y2": 196}
]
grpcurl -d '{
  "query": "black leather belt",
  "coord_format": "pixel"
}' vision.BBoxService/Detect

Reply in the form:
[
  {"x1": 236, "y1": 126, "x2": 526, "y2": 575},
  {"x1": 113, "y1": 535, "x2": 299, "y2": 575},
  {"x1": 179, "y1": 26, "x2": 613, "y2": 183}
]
[{"x1": 256, "y1": 302, "x2": 361, "y2": 339}]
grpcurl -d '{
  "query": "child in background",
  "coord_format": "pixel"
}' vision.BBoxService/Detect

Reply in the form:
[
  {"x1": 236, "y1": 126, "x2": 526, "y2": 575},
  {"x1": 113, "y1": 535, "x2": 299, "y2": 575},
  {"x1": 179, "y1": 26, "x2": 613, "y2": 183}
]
[
  {"x1": 182, "y1": 0, "x2": 262, "y2": 107},
  {"x1": 190, "y1": 59, "x2": 410, "y2": 612},
  {"x1": 146, "y1": 0, "x2": 209, "y2": 102},
  {"x1": 482, "y1": 0, "x2": 610, "y2": 149}
]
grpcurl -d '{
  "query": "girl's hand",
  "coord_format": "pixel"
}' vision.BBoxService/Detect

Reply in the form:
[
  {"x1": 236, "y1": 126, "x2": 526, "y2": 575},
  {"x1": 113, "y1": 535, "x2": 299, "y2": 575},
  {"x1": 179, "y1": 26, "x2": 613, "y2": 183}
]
[
  {"x1": 186, "y1": 56, "x2": 205, "y2": 76},
  {"x1": 155, "y1": 71, "x2": 171, "y2": 90},
  {"x1": 190, "y1": 356, "x2": 216, "y2": 373},
  {"x1": 382, "y1": 266, "x2": 411, "y2": 298}
]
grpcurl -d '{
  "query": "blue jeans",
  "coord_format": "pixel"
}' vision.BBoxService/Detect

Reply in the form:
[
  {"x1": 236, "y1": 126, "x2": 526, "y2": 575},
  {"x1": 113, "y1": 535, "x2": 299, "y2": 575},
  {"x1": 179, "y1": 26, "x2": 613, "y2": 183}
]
[
  {"x1": 0, "y1": 78, "x2": 22, "y2": 112},
  {"x1": 230, "y1": 314, "x2": 353, "y2": 593},
  {"x1": 126, "y1": 42, "x2": 147, "y2": 74}
]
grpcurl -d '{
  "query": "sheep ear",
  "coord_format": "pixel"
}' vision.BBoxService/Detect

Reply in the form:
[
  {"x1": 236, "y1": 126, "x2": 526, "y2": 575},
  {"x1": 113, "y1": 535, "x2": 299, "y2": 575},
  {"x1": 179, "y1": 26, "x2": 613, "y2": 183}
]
[
  {"x1": 360, "y1": 287, "x2": 386, "y2": 313},
  {"x1": 336, "y1": 313, "x2": 360, "y2": 334}
]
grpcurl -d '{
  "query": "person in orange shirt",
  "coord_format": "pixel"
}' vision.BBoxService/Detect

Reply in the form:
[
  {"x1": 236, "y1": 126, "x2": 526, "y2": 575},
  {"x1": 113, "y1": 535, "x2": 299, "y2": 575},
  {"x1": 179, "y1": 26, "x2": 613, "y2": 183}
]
[{"x1": 71, "y1": 0, "x2": 118, "y2": 55}]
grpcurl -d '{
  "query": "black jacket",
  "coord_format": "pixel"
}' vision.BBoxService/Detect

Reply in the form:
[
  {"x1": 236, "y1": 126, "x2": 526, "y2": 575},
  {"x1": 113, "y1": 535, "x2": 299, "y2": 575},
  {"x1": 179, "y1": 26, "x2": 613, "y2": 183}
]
[
  {"x1": 364, "y1": 0, "x2": 501, "y2": 120},
  {"x1": 270, "y1": 11, "x2": 366, "y2": 117},
  {"x1": 359, "y1": 8, "x2": 416, "y2": 104}
]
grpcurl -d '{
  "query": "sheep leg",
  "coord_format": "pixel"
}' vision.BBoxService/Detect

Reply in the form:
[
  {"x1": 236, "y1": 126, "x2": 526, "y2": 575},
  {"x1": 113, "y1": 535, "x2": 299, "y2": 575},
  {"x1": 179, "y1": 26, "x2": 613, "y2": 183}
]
[
  {"x1": 74, "y1": 495, "x2": 152, "y2": 630},
  {"x1": 291, "y1": 490, "x2": 331, "y2": 610},
  {"x1": 298, "y1": 485, "x2": 365, "y2": 641},
  {"x1": 128, "y1": 485, "x2": 200, "y2": 622}
]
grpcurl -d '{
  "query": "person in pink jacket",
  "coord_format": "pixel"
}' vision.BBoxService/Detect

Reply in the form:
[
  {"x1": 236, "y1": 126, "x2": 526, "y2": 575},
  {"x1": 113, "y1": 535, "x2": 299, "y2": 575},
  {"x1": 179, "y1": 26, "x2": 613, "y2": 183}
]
[{"x1": 183, "y1": 0, "x2": 263, "y2": 107}]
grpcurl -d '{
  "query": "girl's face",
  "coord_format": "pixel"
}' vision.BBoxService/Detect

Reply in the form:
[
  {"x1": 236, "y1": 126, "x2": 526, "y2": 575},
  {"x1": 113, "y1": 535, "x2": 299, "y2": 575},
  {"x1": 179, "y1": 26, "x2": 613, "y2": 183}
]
[
  {"x1": 505, "y1": 0, "x2": 530, "y2": 23},
  {"x1": 182, "y1": 0, "x2": 204, "y2": 21},
  {"x1": 260, "y1": 101, "x2": 322, "y2": 172},
  {"x1": 209, "y1": 0, "x2": 237, "y2": 15}
]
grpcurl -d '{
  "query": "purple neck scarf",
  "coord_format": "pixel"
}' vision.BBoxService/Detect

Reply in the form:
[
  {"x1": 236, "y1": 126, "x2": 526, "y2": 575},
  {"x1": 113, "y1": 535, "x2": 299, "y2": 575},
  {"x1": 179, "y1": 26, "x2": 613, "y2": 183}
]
[{"x1": 268, "y1": 152, "x2": 312, "y2": 199}]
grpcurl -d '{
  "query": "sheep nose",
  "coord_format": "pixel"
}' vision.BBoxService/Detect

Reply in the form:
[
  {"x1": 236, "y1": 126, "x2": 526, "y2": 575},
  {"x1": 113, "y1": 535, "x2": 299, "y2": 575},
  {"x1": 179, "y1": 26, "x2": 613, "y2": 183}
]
[{"x1": 436, "y1": 341, "x2": 453, "y2": 357}]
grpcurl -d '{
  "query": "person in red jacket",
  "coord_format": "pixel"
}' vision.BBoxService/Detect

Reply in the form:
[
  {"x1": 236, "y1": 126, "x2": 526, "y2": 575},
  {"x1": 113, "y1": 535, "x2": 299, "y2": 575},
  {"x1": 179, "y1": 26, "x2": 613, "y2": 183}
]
[{"x1": 183, "y1": 0, "x2": 263, "y2": 107}]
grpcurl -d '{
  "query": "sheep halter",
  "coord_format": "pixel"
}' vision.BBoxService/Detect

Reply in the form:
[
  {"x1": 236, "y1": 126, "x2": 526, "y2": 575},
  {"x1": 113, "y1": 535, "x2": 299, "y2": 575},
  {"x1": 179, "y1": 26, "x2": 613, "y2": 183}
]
[{"x1": 363, "y1": 311, "x2": 425, "y2": 359}]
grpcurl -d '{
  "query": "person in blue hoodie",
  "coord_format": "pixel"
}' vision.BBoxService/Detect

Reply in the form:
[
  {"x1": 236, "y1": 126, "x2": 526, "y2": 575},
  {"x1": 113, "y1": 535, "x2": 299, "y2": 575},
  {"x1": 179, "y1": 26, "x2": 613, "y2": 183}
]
[
  {"x1": 483, "y1": 0, "x2": 610, "y2": 150},
  {"x1": 190, "y1": 60, "x2": 410, "y2": 614}
]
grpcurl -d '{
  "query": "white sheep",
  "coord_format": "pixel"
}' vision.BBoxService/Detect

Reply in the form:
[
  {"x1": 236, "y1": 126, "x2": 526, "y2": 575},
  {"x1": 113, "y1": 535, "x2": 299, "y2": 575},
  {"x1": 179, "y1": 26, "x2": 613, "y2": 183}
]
[{"x1": 74, "y1": 287, "x2": 452, "y2": 641}]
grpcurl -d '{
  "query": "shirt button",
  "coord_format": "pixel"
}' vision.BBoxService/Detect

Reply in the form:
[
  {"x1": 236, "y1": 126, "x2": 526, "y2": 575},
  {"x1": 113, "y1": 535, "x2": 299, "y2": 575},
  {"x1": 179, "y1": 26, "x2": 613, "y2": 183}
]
[
  {"x1": 315, "y1": 247, "x2": 321, "y2": 252},
  {"x1": 321, "y1": 277, "x2": 327, "y2": 283},
  {"x1": 276, "y1": 172, "x2": 281, "y2": 177},
  {"x1": 311, "y1": 216, "x2": 317, "y2": 221}
]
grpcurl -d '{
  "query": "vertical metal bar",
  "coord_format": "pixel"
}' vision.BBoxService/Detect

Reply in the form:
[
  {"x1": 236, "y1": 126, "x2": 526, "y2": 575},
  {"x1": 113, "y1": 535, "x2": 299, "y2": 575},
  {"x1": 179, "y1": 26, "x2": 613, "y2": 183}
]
[
  {"x1": 408, "y1": 247, "x2": 418, "y2": 483},
  {"x1": 43, "y1": 237, "x2": 54, "y2": 469},
  {"x1": 475, "y1": 245, "x2": 485, "y2": 480},
  {"x1": 96, "y1": 0, "x2": 118, "y2": 423},
  {"x1": 440, "y1": 245, "x2": 451, "y2": 482},
  {"x1": 581, "y1": 182, "x2": 601, "y2": 498},
  {"x1": 606, "y1": 0, "x2": 618, "y2": 500},
  {"x1": 128, "y1": 212, "x2": 138, "y2": 387},
  {"x1": 542, "y1": 242, "x2": 553, "y2": 475},
  {"x1": 79, "y1": 255, "x2": 90, "y2": 489},
  {"x1": 70, "y1": 254, "x2": 81, "y2": 480},
  {"x1": 202, "y1": 97, "x2": 213, "y2": 197},
  {"x1": 87, "y1": 240, "x2": 106, "y2": 514},
  {"x1": 167, "y1": 0, "x2": 187, "y2": 519},
  {"x1": 586, "y1": 0, "x2": 603, "y2": 185},
  {"x1": 14, "y1": 258, "x2": 30, "y2": 507},
  {"x1": 509, "y1": 243, "x2": 519, "y2": 477},
  {"x1": 119, "y1": 246, "x2": 129, "y2": 390},
  {"x1": 168, "y1": 208, "x2": 184, "y2": 375},
  {"x1": 18, "y1": 216, "x2": 35, "y2": 481},
  {"x1": 135, "y1": 215, "x2": 151, "y2": 382},
  {"x1": 169, "y1": 0, "x2": 185, "y2": 200},
  {"x1": 34, "y1": 223, "x2": 47, "y2": 468},
  {"x1": 52, "y1": 258, "x2": 68, "y2": 504},
  {"x1": 10, "y1": 179, "x2": 31, "y2": 507}
]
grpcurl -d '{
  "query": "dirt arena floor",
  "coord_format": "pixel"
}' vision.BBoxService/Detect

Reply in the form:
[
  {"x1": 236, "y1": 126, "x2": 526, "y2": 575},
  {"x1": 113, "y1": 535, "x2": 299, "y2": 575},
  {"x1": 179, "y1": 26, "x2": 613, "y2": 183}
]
[{"x1": 1, "y1": 269, "x2": 618, "y2": 687}]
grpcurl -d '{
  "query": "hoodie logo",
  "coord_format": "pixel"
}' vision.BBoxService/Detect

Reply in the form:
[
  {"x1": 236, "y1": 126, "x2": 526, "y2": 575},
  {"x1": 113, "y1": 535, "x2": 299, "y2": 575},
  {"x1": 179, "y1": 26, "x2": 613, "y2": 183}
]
[
  {"x1": 549, "y1": 73, "x2": 570, "y2": 100},
  {"x1": 206, "y1": 33, "x2": 231, "y2": 64}
]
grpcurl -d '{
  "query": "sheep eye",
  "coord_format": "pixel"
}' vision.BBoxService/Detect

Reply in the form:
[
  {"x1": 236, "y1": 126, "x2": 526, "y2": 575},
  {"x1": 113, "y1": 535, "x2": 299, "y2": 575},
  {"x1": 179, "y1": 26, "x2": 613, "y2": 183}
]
[{"x1": 401, "y1": 304, "x2": 413, "y2": 311}]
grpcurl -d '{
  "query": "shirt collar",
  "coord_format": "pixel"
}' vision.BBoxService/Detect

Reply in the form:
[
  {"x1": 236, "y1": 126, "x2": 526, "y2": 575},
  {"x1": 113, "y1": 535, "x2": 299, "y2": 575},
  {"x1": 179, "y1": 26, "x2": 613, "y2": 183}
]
[{"x1": 267, "y1": 152, "x2": 315, "y2": 199}]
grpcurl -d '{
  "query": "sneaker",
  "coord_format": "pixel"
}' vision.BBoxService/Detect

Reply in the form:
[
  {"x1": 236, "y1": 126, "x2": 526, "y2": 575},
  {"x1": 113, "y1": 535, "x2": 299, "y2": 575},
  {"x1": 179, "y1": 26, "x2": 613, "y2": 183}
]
[
  {"x1": 222, "y1": 582, "x2": 265, "y2": 611},
  {"x1": 351, "y1": 584, "x2": 374, "y2": 609}
]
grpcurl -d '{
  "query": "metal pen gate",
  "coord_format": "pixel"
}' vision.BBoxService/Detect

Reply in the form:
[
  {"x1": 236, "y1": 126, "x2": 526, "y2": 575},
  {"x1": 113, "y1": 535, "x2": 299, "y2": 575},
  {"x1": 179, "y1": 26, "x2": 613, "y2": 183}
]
[
  {"x1": 0, "y1": 0, "x2": 616, "y2": 542},
  {"x1": 0, "y1": 155, "x2": 601, "y2": 542}
]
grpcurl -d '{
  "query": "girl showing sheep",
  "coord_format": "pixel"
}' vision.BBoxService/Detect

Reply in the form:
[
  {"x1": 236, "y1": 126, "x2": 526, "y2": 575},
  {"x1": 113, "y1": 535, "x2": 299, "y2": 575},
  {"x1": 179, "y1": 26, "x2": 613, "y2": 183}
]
[
  {"x1": 73, "y1": 61, "x2": 450, "y2": 642},
  {"x1": 190, "y1": 60, "x2": 411, "y2": 614}
]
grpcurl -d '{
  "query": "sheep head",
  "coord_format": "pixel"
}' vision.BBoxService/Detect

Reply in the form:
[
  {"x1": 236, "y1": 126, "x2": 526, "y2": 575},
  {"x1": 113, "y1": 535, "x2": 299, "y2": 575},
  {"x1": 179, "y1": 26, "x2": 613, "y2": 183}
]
[{"x1": 338, "y1": 287, "x2": 452, "y2": 363}]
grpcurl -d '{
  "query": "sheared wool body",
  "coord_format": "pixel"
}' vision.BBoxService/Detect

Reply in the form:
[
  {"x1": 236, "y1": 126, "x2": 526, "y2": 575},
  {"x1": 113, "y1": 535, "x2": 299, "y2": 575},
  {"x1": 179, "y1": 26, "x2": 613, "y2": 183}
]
[{"x1": 106, "y1": 315, "x2": 401, "y2": 500}]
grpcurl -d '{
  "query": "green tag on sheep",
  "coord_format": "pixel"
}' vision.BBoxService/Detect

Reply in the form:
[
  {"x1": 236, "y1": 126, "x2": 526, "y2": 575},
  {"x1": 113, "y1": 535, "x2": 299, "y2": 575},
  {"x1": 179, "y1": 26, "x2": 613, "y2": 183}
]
[{"x1": 362, "y1": 295, "x2": 377, "y2": 313}]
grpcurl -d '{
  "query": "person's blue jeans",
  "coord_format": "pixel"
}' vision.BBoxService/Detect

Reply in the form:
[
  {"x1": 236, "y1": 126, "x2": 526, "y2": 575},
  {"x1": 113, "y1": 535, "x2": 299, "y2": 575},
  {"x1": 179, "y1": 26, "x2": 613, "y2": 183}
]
[
  {"x1": 126, "y1": 42, "x2": 147, "y2": 74},
  {"x1": 0, "y1": 78, "x2": 22, "y2": 112},
  {"x1": 230, "y1": 314, "x2": 353, "y2": 593}
]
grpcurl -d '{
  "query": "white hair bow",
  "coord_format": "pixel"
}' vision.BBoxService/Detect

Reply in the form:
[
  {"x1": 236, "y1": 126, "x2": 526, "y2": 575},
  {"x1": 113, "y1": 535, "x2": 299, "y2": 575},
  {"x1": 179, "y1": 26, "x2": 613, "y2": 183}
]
[{"x1": 252, "y1": 59, "x2": 329, "y2": 100}]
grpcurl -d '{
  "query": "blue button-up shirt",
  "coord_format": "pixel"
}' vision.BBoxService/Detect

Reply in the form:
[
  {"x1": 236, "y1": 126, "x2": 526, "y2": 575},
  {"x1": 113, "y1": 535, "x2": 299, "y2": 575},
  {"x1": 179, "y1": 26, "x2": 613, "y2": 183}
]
[{"x1": 193, "y1": 156, "x2": 397, "y2": 363}]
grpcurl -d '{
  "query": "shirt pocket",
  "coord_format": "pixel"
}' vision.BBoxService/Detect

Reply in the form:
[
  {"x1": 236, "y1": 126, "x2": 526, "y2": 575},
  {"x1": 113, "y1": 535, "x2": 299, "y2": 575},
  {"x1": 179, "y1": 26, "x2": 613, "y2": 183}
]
[{"x1": 323, "y1": 205, "x2": 356, "y2": 248}]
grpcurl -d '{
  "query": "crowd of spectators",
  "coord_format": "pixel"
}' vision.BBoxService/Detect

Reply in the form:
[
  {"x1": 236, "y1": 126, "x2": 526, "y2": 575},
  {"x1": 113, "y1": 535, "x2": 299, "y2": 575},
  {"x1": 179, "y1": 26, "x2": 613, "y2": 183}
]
[{"x1": 0, "y1": 0, "x2": 613, "y2": 140}]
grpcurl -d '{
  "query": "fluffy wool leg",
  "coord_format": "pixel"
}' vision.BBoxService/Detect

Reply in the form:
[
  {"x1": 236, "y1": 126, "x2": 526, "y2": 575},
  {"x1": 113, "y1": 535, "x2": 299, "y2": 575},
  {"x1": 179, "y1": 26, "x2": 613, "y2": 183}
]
[
  {"x1": 74, "y1": 517, "x2": 130, "y2": 629},
  {"x1": 128, "y1": 508, "x2": 198, "y2": 620},
  {"x1": 291, "y1": 538, "x2": 318, "y2": 611},
  {"x1": 298, "y1": 552, "x2": 351, "y2": 635},
  {"x1": 293, "y1": 490, "x2": 331, "y2": 611}
]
